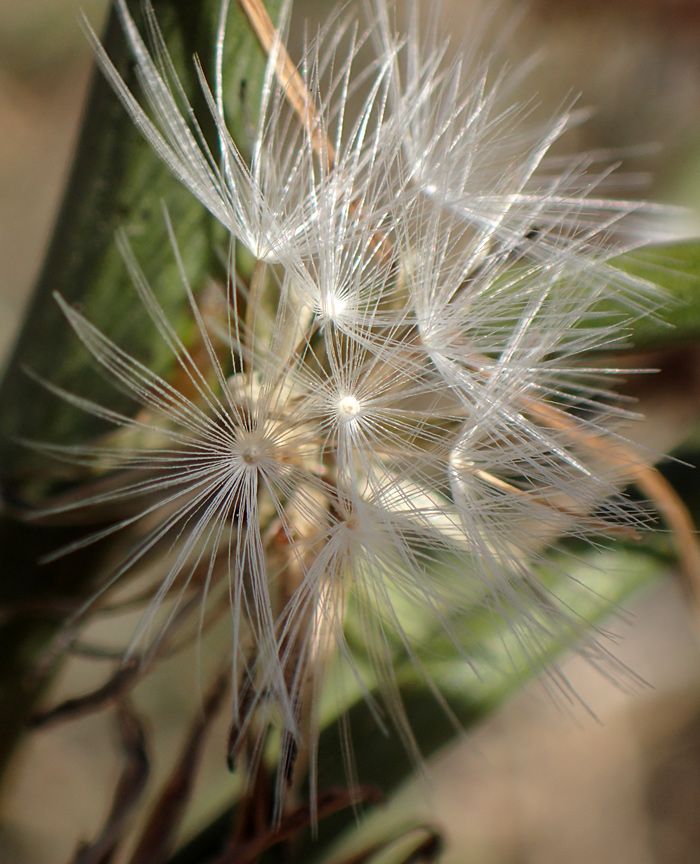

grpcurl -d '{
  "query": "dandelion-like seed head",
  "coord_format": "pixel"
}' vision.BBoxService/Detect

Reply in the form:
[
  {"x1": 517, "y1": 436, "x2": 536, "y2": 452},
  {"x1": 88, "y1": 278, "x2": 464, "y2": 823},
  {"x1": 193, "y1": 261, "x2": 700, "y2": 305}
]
[{"x1": 39, "y1": 0, "x2": 674, "y2": 815}]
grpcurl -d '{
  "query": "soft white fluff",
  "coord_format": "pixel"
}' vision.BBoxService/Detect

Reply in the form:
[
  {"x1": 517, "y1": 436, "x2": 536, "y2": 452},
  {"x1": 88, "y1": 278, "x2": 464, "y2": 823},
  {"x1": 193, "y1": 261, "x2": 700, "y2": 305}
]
[{"x1": 48, "y1": 0, "x2": 666, "y2": 801}]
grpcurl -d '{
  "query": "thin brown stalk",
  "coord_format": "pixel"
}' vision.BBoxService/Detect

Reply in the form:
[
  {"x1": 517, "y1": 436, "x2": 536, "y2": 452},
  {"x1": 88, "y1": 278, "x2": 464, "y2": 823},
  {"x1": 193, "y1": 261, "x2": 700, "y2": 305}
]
[
  {"x1": 237, "y1": 0, "x2": 335, "y2": 167},
  {"x1": 527, "y1": 399, "x2": 700, "y2": 608},
  {"x1": 68, "y1": 705, "x2": 149, "y2": 864},
  {"x1": 128, "y1": 668, "x2": 230, "y2": 864}
]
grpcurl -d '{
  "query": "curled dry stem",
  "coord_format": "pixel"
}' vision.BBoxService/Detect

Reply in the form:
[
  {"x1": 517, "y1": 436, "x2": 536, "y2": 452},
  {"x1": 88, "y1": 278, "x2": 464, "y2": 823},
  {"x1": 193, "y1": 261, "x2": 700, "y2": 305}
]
[{"x1": 528, "y1": 398, "x2": 700, "y2": 612}]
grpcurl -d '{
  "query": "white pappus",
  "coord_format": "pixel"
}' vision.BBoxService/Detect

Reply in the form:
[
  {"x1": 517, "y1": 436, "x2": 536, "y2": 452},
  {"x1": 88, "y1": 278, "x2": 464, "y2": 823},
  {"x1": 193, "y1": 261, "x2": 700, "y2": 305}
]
[{"x1": 43, "y1": 0, "x2": 668, "y2": 803}]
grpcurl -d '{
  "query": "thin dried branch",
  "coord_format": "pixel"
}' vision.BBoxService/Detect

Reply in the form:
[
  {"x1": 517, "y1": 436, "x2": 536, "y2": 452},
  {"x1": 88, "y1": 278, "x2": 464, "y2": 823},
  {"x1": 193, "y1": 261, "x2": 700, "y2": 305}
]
[
  {"x1": 217, "y1": 785, "x2": 384, "y2": 864},
  {"x1": 128, "y1": 668, "x2": 230, "y2": 864},
  {"x1": 528, "y1": 398, "x2": 700, "y2": 600},
  {"x1": 29, "y1": 660, "x2": 140, "y2": 730},
  {"x1": 67, "y1": 704, "x2": 149, "y2": 864}
]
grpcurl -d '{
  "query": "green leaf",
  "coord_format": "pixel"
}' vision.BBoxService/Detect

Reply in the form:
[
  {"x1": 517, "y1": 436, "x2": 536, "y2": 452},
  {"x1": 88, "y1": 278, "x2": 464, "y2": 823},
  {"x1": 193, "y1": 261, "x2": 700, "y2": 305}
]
[{"x1": 611, "y1": 239, "x2": 700, "y2": 349}]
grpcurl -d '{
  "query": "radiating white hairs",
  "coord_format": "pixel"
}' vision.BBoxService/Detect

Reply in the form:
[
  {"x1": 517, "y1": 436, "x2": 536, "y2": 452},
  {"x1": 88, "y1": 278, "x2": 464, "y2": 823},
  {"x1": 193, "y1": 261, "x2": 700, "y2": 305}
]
[{"x1": 44, "y1": 0, "x2": 666, "y2": 802}]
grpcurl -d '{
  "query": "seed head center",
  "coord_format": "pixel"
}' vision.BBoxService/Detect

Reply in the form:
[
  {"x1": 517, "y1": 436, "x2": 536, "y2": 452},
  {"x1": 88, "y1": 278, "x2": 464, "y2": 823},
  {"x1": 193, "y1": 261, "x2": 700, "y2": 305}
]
[
  {"x1": 323, "y1": 293, "x2": 347, "y2": 321},
  {"x1": 241, "y1": 445, "x2": 263, "y2": 465},
  {"x1": 236, "y1": 431, "x2": 268, "y2": 466},
  {"x1": 338, "y1": 394, "x2": 361, "y2": 419}
]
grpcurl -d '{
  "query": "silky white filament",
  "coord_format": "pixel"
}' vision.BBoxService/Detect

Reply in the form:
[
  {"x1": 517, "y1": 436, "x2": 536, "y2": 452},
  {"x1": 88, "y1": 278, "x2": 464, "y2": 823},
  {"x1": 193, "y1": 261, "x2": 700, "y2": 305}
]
[{"x1": 40, "y1": 0, "x2": 670, "y2": 801}]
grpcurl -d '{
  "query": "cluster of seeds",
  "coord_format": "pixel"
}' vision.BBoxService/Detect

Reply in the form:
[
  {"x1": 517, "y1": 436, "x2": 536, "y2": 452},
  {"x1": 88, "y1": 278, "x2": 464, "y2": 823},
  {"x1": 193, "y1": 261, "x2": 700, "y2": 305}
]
[{"x1": 46, "y1": 0, "x2": 662, "y2": 794}]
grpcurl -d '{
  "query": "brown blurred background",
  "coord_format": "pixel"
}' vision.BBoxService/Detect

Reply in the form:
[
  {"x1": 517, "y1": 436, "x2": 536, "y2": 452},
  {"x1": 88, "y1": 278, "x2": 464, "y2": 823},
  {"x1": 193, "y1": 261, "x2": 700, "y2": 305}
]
[{"x1": 4, "y1": 1, "x2": 700, "y2": 862}]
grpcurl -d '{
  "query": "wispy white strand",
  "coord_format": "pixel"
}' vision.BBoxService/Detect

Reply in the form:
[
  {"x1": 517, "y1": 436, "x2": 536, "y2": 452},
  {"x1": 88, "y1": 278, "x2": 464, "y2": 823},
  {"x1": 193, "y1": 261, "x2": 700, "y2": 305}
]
[{"x1": 41, "y1": 0, "x2": 673, "y2": 796}]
